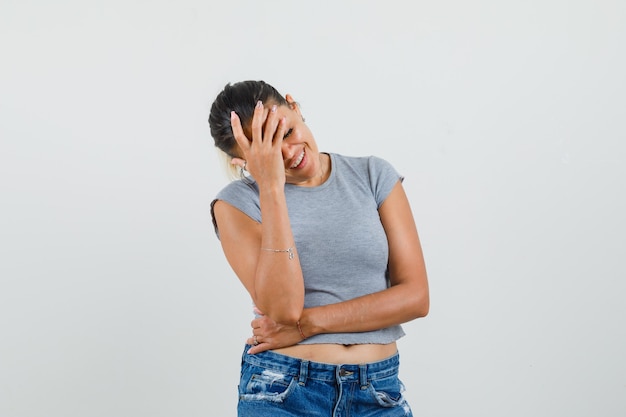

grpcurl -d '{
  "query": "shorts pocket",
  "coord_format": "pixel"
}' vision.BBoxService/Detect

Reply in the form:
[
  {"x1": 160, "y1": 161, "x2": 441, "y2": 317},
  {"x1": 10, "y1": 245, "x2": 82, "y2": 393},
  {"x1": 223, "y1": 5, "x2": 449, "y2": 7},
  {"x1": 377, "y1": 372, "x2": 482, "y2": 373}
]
[
  {"x1": 368, "y1": 374, "x2": 407, "y2": 407},
  {"x1": 239, "y1": 367, "x2": 298, "y2": 403}
]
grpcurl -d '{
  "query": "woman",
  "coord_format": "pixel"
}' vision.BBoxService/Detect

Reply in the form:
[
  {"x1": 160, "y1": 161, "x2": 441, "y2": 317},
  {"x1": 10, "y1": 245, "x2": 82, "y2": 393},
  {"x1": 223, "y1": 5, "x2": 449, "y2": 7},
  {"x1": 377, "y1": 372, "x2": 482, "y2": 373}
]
[{"x1": 209, "y1": 80, "x2": 429, "y2": 416}]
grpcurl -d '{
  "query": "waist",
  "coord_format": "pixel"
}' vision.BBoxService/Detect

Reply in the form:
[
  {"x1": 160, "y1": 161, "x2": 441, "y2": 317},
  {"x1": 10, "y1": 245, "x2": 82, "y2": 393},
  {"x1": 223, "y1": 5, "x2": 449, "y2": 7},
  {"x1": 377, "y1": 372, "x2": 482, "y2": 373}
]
[
  {"x1": 242, "y1": 345, "x2": 400, "y2": 382},
  {"x1": 268, "y1": 342, "x2": 397, "y2": 364}
]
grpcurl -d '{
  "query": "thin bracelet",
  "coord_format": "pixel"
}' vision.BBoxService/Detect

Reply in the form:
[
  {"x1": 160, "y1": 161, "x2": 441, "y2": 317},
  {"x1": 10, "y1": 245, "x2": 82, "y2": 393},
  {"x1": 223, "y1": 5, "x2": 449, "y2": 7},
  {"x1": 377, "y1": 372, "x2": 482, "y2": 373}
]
[
  {"x1": 296, "y1": 320, "x2": 306, "y2": 340},
  {"x1": 260, "y1": 246, "x2": 294, "y2": 260}
]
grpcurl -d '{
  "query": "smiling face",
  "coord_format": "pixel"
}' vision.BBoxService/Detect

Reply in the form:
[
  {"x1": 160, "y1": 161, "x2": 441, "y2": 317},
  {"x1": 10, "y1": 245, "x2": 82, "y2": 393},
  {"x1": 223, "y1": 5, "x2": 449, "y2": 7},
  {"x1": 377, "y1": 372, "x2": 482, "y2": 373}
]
[{"x1": 236, "y1": 94, "x2": 329, "y2": 187}]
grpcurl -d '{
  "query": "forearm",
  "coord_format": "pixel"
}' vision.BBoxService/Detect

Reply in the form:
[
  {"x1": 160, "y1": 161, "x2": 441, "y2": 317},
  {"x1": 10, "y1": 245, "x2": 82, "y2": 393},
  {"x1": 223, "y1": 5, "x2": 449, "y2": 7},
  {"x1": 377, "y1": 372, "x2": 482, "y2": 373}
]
[
  {"x1": 255, "y1": 186, "x2": 304, "y2": 324},
  {"x1": 298, "y1": 283, "x2": 429, "y2": 337}
]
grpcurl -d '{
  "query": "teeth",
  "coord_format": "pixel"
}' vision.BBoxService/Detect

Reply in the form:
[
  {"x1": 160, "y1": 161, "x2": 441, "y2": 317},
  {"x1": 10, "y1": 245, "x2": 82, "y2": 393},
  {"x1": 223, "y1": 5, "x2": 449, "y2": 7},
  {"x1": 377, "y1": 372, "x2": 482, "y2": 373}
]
[{"x1": 290, "y1": 149, "x2": 305, "y2": 168}]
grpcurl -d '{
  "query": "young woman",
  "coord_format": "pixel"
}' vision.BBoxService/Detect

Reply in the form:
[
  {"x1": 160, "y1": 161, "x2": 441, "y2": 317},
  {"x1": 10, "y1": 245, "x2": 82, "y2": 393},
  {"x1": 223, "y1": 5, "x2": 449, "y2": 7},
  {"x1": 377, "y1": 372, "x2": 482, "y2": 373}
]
[{"x1": 209, "y1": 80, "x2": 429, "y2": 416}]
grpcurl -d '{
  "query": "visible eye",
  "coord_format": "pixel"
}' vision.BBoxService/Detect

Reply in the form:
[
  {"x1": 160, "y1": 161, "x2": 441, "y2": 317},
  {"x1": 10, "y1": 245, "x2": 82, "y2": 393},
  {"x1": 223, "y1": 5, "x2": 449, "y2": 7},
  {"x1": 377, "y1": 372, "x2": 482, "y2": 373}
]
[{"x1": 283, "y1": 128, "x2": 293, "y2": 140}]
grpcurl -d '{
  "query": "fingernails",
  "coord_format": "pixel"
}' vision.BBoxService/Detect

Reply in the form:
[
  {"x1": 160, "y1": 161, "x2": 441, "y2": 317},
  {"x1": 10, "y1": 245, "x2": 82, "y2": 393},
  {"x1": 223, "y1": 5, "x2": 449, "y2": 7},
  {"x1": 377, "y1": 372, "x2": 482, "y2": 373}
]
[
  {"x1": 230, "y1": 111, "x2": 236, "y2": 120},
  {"x1": 271, "y1": 104, "x2": 277, "y2": 113},
  {"x1": 256, "y1": 100, "x2": 263, "y2": 109}
]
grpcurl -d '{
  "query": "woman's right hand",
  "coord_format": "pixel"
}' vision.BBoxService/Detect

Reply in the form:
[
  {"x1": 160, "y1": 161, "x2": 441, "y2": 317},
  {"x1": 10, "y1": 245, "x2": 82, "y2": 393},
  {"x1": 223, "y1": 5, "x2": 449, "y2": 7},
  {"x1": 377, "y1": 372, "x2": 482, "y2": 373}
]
[{"x1": 230, "y1": 101, "x2": 288, "y2": 189}]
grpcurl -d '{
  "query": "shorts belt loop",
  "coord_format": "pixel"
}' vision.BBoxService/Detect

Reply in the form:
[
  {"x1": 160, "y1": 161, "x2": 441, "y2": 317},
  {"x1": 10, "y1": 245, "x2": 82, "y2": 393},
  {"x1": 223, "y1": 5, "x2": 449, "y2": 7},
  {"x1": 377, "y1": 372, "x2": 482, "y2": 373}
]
[
  {"x1": 359, "y1": 364, "x2": 368, "y2": 389},
  {"x1": 298, "y1": 360, "x2": 309, "y2": 386}
]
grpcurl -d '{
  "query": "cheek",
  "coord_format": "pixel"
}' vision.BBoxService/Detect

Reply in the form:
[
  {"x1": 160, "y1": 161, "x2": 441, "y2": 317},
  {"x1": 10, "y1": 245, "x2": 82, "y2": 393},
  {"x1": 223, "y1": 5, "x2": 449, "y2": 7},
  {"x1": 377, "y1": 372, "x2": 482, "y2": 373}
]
[{"x1": 293, "y1": 126, "x2": 308, "y2": 142}]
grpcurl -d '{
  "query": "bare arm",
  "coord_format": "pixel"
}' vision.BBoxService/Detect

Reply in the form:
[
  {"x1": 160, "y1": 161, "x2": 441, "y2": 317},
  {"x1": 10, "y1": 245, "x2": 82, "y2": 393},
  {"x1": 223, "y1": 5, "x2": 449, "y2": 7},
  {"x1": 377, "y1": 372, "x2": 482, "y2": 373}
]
[
  {"x1": 248, "y1": 180, "x2": 429, "y2": 352},
  {"x1": 213, "y1": 198, "x2": 304, "y2": 325},
  {"x1": 215, "y1": 102, "x2": 305, "y2": 325},
  {"x1": 299, "y1": 180, "x2": 429, "y2": 335}
]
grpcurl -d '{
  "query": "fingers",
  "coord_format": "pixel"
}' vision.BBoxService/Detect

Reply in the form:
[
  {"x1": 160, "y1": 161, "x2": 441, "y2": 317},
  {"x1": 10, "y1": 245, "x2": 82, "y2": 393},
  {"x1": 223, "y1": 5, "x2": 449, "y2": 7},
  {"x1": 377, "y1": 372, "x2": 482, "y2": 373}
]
[
  {"x1": 263, "y1": 105, "x2": 282, "y2": 144},
  {"x1": 231, "y1": 101, "x2": 285, "y2": 181},
  {"x1": 230, "y1": 111, "x2": 250, "y2": 152},
  {"x1": 247, "y1": 342, "x2": 269, "y2": 355},
  {"x1": 250, "y1": 101, "x2": 284, "y2": 146},
  {"x1": 248, "y1": 317, "x2": 268, "y2": 353},
  {"x1": 273, "y1": 114, "x2": 287, "y2": 145},
  {"x1": 231, "y1": 102, "x2": 281, "y2": 147},
  {"x1": 246, "y1": 336, "x2": 270, "y2": 354},
  {"x1": 250, "y1": 317, "x2": 264, "y2": 333}
]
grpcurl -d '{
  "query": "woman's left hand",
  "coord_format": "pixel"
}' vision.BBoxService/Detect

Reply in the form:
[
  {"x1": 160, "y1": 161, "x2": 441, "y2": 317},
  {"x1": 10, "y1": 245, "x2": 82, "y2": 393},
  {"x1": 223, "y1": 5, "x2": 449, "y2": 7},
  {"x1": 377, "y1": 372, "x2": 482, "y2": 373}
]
[{"x1": 246, "y1": 310, "x2": 303, "y2": 354}]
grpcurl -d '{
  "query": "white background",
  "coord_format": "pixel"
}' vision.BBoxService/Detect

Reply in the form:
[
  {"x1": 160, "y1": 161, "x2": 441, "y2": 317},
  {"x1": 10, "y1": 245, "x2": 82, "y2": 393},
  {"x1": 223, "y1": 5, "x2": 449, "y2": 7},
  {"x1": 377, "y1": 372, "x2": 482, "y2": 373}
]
[{"x1": 1, "y1": 1, "x2": 625, "y2": 416}]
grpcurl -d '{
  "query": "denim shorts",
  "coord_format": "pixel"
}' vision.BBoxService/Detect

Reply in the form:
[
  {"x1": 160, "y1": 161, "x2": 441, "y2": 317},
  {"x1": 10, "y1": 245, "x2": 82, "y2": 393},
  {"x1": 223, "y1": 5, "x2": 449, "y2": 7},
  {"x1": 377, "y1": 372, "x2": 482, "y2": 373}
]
[{"x1": 237, "y1": 345, "x2": 412, "y2": 417}]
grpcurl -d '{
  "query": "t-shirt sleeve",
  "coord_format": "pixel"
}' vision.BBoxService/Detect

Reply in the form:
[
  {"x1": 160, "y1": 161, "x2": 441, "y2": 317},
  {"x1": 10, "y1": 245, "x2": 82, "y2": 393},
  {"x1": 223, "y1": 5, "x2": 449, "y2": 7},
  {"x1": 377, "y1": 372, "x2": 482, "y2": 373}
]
[
  {"x1": 368, "y1": 156, "x2": 403, "y2": 208},
  {"x1": 210, "y1": 180, "x2": 262, "y2": 239}
]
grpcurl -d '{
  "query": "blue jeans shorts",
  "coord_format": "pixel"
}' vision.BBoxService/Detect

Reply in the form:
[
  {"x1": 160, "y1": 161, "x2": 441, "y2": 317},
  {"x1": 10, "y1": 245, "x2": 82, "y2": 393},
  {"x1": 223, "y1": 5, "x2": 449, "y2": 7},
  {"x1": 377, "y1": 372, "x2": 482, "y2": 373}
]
[{"x1": 237, "y1": 345, "x2": 413, "y2": 417}]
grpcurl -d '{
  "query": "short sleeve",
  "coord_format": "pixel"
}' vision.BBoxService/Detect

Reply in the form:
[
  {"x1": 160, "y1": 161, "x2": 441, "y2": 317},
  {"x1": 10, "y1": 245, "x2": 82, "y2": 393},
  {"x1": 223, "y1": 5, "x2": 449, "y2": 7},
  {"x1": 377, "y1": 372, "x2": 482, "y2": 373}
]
[
  {"x1": 367, "y1": 156, "x2": 403, "y2": 208},
  {"x1": 210, "y1": 180, "x2": 262, "y2": 239}
]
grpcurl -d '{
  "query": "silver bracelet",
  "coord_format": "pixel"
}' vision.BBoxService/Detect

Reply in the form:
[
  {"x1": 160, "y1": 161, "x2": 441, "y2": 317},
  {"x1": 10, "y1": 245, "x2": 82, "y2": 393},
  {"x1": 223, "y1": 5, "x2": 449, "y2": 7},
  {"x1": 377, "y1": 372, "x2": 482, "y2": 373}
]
[{"x1": 260, "y1": 246, "x2": 294, "y2": 260}]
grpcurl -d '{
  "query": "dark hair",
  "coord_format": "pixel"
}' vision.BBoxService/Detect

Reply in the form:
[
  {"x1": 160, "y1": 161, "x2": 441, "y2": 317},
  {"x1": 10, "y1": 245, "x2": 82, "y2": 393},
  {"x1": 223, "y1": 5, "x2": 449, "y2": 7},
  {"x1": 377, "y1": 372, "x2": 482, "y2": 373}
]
[{"x1": 209, "y1": 80, "x2": 287, "y2": 156}]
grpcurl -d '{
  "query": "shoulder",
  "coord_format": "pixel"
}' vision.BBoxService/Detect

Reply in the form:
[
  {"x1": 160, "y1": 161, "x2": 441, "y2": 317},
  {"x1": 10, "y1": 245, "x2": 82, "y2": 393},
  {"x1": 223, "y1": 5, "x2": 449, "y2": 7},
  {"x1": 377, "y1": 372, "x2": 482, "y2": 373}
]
[
  {"x1": 215, "y1": 177, "x2": 260, "y2": 201},
  {"x1": 211, "y1": 178, "x2": 262, "y2": 238},
  {"x1": 331, "y1": 153, "x2": 402, "y2": 207},
  {"x1": 332, "y1": 153, "x2": 396, "y2": 172},
  {"x1": 331, "y1": 153, "x2": 401, "y2": 181}
]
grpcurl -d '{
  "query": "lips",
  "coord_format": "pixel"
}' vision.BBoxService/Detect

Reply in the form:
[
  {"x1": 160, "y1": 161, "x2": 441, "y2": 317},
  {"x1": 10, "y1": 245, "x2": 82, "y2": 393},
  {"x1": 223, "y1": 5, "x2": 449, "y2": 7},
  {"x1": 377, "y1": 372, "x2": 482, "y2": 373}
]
[{"x1": 290, "y1": 148, "x2": 305, "y2": 169}]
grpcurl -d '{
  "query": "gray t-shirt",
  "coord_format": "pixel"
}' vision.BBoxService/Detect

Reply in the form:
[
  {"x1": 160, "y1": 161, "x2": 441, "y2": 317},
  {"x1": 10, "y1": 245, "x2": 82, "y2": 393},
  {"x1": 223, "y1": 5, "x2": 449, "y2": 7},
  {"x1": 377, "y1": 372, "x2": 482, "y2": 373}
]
[{"x1": 211, "y1": 153, "x2": 405, "y2": 344}]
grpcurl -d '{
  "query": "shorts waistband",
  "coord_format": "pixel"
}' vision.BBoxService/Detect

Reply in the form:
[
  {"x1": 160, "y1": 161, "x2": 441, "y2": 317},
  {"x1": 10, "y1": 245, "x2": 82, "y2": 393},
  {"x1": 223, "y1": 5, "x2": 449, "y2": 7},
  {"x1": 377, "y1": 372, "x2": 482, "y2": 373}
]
[{"x1": 241, "y1": 345, "x2": 400, "y2": 385}]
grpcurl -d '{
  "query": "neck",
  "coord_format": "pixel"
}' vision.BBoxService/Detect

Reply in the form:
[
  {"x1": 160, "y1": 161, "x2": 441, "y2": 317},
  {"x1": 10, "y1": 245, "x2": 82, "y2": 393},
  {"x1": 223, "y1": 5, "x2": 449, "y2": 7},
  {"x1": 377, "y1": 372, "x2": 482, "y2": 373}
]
[
  {"x1": 317, "y1": 153, "x2": 330, "y2": 184},
  {"x1": 290, "y1": 152, "x2": 330, "y2": 187}
]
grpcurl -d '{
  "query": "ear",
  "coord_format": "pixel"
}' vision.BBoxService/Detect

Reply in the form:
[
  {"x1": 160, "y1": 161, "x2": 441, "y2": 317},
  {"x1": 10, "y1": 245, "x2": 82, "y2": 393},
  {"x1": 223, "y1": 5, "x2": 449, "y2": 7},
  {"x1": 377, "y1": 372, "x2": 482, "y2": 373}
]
[{"x1": 285, "y1": 94, "x2": 302, "y2": 116}]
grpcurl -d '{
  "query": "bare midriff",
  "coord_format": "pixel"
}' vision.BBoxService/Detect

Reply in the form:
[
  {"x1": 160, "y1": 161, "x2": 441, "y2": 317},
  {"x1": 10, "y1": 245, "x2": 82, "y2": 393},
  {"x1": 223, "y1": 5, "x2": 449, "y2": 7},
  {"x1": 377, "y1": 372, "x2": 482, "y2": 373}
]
[{"x1": 270, "y1": 342, "x2": 398, "y2": 364}]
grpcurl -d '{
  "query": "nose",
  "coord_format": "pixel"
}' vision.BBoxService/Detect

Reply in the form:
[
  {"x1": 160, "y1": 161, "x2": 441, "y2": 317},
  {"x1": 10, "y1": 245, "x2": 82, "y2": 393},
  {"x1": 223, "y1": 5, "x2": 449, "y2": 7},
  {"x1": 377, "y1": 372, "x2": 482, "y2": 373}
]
[{"x1": 281, "y1": 141, "x2": 296, "y2": 161}]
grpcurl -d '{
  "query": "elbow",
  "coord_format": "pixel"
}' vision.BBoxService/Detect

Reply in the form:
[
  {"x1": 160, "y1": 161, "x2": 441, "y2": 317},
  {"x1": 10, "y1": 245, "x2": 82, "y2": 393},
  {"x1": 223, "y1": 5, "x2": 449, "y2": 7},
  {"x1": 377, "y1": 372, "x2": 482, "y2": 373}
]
[
  {"x1": 268, "y1": 304, "x2": 303, "y2": 325},
  {"x1": 409, "y1": 290, "x2": 430, "y2": 319},
  {"x1": 415, "y1": 298, "x2": 429, "y2": 318},
  {"x1": 253, "y1": 277, "x2": 305, "y2": 325},
  {"x1": 255, "y1": 298, "x2": 303, "y2": 325}
]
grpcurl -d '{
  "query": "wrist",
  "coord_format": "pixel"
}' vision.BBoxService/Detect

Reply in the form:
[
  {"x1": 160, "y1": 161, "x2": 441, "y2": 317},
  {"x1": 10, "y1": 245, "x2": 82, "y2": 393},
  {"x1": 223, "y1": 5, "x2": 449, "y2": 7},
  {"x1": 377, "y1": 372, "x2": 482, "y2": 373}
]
[
  {"x1": 259, "y1": 187, "x2": 288, "y2": 214},
  {"x1": 296, "y1": 320, "x2": 306, "y2": 340},
  {"x1": 258, "y1": 181, "x2": 286, "y2": 195},
  {"x1": 299, "y1": 309, "x2": 322, "y2": 338}
]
